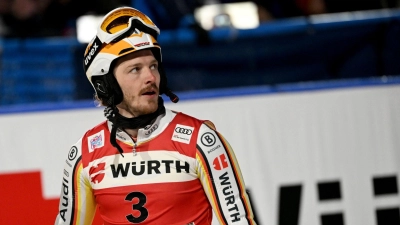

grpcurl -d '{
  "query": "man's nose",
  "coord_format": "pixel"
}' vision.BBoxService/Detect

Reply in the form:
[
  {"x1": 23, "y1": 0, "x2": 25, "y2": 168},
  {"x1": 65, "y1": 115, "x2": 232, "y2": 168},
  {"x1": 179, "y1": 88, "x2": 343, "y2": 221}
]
[{"x1": 144, "y1": 68, "x2": 157, "y2": 83}]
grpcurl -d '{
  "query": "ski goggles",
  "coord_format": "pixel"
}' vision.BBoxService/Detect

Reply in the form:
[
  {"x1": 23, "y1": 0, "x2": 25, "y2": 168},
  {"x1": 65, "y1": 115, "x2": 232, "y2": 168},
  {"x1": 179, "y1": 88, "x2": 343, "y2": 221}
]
[
  {"x1": 84, "y1": 7, "x2": 160, "y2": 71},
  {"x1": 97, "y1": 7, "x2": 160, "y2": 44}
]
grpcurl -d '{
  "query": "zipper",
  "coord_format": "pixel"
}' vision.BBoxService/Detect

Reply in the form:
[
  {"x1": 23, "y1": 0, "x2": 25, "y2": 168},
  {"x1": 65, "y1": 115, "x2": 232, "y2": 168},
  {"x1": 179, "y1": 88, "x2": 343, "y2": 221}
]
[
  {"x1": 132, "y1": 141, "x2": 137, "y2": 156},
  {"x1": 122, "y1": 129, "x2": 137, "y2": 156}
]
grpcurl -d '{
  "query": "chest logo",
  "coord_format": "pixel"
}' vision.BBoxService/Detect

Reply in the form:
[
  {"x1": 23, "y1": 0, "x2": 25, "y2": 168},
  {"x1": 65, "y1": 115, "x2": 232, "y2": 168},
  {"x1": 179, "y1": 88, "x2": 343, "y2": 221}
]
[
  {"x1": 88, "y1": 130, "x2": 104, "y2": 152},
  {"x1": 89, "y1": 162, "x2": 106, "y2": 184},
  {"x1": 172, "y1": 124, "x2": 194, "y2": 144}
]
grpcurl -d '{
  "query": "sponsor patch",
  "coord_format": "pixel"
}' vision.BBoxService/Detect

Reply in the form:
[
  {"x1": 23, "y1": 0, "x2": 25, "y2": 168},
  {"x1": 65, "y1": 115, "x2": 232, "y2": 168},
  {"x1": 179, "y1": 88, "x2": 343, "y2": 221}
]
[
  {"x1": 89, "y1": 162, "x2": 106, "y2": 184},
  {"x1": 201, "y1": 132, "x2": 216, "y2": 147},
  {"x1": 213, "y1": 154, "x2": 229, "y2": 170},
  {"x1": 172, "y1": 124, "x2": 194, "y2": 144},
  {"x1": 67, "y1": 146, "x2": 78, "y2": 161},
  {"x1": 88, "y1": 130, "x2": 104, "y2": 152}
]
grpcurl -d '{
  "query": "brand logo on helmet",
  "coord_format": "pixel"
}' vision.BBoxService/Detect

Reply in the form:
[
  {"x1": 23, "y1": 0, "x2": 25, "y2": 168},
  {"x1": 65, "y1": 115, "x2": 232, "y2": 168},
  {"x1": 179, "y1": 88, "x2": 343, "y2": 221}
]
[
  {"x1": 134, "y1": 42, "x2": 150, "y2": 48},
  {"x1": 96, "y1": 82, "x2": 107, "y2": 93},
  {"x1": 85, "y1": 42, "x2": 99, "y2": 66}
]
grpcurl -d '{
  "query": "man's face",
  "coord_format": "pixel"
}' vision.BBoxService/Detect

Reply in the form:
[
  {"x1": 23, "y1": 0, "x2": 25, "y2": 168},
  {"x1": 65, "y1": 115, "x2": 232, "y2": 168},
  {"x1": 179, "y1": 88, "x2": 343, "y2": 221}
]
[{"x1": 113, "y1": 49, "x2": 160, "y2": 117}]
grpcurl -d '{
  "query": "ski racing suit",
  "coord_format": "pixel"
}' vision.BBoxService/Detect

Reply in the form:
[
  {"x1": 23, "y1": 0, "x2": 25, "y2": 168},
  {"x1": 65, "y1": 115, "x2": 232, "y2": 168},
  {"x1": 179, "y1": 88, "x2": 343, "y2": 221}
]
[{"x1": 55, "y1": 109, "x2": 257, "y2": 225}]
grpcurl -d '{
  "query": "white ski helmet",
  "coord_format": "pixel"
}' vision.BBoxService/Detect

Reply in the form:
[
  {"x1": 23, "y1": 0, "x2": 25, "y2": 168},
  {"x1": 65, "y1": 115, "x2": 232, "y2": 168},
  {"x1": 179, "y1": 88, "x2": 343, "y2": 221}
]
[{"x1": 83, "y1": 7, "x2": 178, "y2": 105}]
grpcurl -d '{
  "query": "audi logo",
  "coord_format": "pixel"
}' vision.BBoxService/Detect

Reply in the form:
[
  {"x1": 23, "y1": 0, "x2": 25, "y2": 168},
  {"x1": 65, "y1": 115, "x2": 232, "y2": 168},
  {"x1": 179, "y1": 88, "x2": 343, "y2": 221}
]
[
  {"x1": 175, "y1": 127, "x2": 193, "y2": 135},
  {"x1": 145, "y1": 124, "x2": 158, "y2": 135}
]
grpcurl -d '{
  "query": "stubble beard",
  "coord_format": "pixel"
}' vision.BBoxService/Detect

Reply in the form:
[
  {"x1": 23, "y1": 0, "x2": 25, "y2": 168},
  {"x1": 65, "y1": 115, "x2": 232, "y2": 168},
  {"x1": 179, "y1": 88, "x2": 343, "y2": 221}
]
[{"x1": 124, "y1": 96, "x2": 158, "y2": 117}]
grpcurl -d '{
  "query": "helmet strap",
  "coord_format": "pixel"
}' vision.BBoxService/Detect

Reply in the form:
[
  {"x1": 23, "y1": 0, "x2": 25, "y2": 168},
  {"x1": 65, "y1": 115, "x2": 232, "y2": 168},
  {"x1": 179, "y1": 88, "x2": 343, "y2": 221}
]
[{"x1": 104, "y1": 96, "x2": 166, "y2": 156}]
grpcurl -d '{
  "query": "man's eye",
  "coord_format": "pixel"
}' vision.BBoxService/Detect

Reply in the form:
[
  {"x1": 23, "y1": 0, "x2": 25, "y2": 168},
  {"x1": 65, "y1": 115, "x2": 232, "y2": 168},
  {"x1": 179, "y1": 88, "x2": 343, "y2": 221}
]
[
  {"x1": 130, "y1": 67, "x2": 138, "y2": 73},
  {"x1": 150, "y1": 64, "x2": 158, "y2": 70}
]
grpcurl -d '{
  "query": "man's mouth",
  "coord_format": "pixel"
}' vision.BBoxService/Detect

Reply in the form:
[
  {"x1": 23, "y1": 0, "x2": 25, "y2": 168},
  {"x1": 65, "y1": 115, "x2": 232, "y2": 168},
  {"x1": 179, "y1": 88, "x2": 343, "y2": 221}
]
[
  {"x1": 140, "y1": 84, "x2": 159, "y2": 96},
  {"x1": 142, "y1": 90, "x2": 156, "y2": 95},
  {"x1": 141, "y1": 87, "x2": 158, "y2": 96}
]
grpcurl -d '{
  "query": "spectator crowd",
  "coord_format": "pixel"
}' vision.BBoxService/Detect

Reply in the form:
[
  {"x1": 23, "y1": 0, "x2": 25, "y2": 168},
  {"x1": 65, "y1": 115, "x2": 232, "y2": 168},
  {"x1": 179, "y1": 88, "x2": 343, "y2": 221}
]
[{"x1": 0, "y1": 0, "x2": 399, "y2": 38}]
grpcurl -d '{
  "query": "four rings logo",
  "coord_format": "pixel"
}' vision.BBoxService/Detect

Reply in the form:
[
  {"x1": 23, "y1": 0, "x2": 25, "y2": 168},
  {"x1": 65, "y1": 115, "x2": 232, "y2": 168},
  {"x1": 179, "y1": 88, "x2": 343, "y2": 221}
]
[
  {"x1": 175, "y1": 127, "x2": 193, "y2": 135},
  {"x1": 172, "y1": 124, "x2": 194, "y2": 144},
  {"x1": 145, "y1": 124, "x2": 158, "y2": 136}
]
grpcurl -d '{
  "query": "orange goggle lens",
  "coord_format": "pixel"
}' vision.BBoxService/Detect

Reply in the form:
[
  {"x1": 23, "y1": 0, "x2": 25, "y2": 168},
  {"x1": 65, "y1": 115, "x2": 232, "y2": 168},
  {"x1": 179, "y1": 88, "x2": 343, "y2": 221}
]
[{"x1": 100, "y1": 8, "x2": 156, "y2": 34}]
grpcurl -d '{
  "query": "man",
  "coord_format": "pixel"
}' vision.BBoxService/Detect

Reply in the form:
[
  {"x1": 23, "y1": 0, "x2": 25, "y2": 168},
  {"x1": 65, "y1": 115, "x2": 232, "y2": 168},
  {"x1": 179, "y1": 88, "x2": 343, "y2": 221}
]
[{"x1": 55, "y1": 6, "x2": 257, "y2": 225}]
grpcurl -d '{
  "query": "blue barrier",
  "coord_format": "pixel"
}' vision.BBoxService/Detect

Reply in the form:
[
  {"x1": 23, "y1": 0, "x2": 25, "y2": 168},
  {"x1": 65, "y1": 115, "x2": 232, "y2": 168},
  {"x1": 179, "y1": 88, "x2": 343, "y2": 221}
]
[
  {"x1": 1, "y1": 9, "x2": 400, "y2": 106},
  {"x1": 1, "y1": 75, "x2": 399, "y2": 115},
  {"x1": 0, "y1": 37, "x2": 80, "y2": 105}
]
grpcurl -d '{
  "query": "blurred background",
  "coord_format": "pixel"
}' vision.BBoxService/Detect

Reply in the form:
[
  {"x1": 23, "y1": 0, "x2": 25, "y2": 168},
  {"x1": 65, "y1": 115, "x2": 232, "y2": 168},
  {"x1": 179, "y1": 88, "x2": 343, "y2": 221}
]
[
  {"x1": 1, "y1": 0, "x2": 400, "y2": 104},
  {"x1": 1, "y1": 0, "x2": 400, "y2": 224}
]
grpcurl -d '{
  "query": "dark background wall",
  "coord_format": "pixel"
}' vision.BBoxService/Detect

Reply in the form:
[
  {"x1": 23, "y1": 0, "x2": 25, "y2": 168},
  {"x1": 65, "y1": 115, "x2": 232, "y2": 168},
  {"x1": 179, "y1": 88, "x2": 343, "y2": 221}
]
[{"x1": 1, "y1": 9, "x2": 400, "y2": 105}]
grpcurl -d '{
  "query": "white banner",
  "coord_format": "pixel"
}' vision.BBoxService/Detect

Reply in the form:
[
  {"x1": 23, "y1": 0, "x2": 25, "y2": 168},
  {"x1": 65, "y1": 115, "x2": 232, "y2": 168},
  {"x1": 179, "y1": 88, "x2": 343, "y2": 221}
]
[{"x1": 1, "y1": 84, "x2": 400, "y2": 225}]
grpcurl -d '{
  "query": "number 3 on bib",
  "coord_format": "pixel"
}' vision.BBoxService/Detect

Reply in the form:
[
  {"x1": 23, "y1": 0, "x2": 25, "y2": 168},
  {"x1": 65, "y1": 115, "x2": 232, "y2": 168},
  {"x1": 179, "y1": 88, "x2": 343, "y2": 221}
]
[{"x1": 125, "y1": 192, "x2": 149, "y2": 223}]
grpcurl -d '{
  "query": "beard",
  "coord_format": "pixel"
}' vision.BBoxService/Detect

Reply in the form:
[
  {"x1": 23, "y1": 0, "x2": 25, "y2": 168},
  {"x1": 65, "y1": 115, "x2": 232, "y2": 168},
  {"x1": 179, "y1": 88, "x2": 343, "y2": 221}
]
[
  {"x1": 119, "y1": 84, "x2": 160, "y2": 117},
  {"x1": 134, "y1": 96, "x2": 159, "y2": 115},
  {"x1": 118, "y1": 96, "x2": 158, "y2": 117}
]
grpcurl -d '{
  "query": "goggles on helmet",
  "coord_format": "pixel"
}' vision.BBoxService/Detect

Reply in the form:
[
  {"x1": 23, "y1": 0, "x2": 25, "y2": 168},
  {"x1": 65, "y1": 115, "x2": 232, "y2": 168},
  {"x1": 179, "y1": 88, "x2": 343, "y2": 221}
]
[
  {"x1": 83, "y1": 7, "x2": 178, "y2": 105},
  {"x1": 84, "y1": 7, "x2": 160, "y2": 74},
  {"x1": 98, "y1": 7, "x2": 160, "y2": 44}
]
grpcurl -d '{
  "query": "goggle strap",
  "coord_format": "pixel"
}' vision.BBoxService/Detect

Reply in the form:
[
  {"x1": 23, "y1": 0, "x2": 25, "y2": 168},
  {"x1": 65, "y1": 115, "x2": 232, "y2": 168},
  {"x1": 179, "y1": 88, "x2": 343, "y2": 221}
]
[
  {"x1": 83, "y1": 36, "x2": 103, "y2": 72},
  {"x1": 110, "y1": 27, "x2": 138, "y2": 44},
  {"x1": 131, "y1": 19, "x2": 159, "y2": 40}
]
